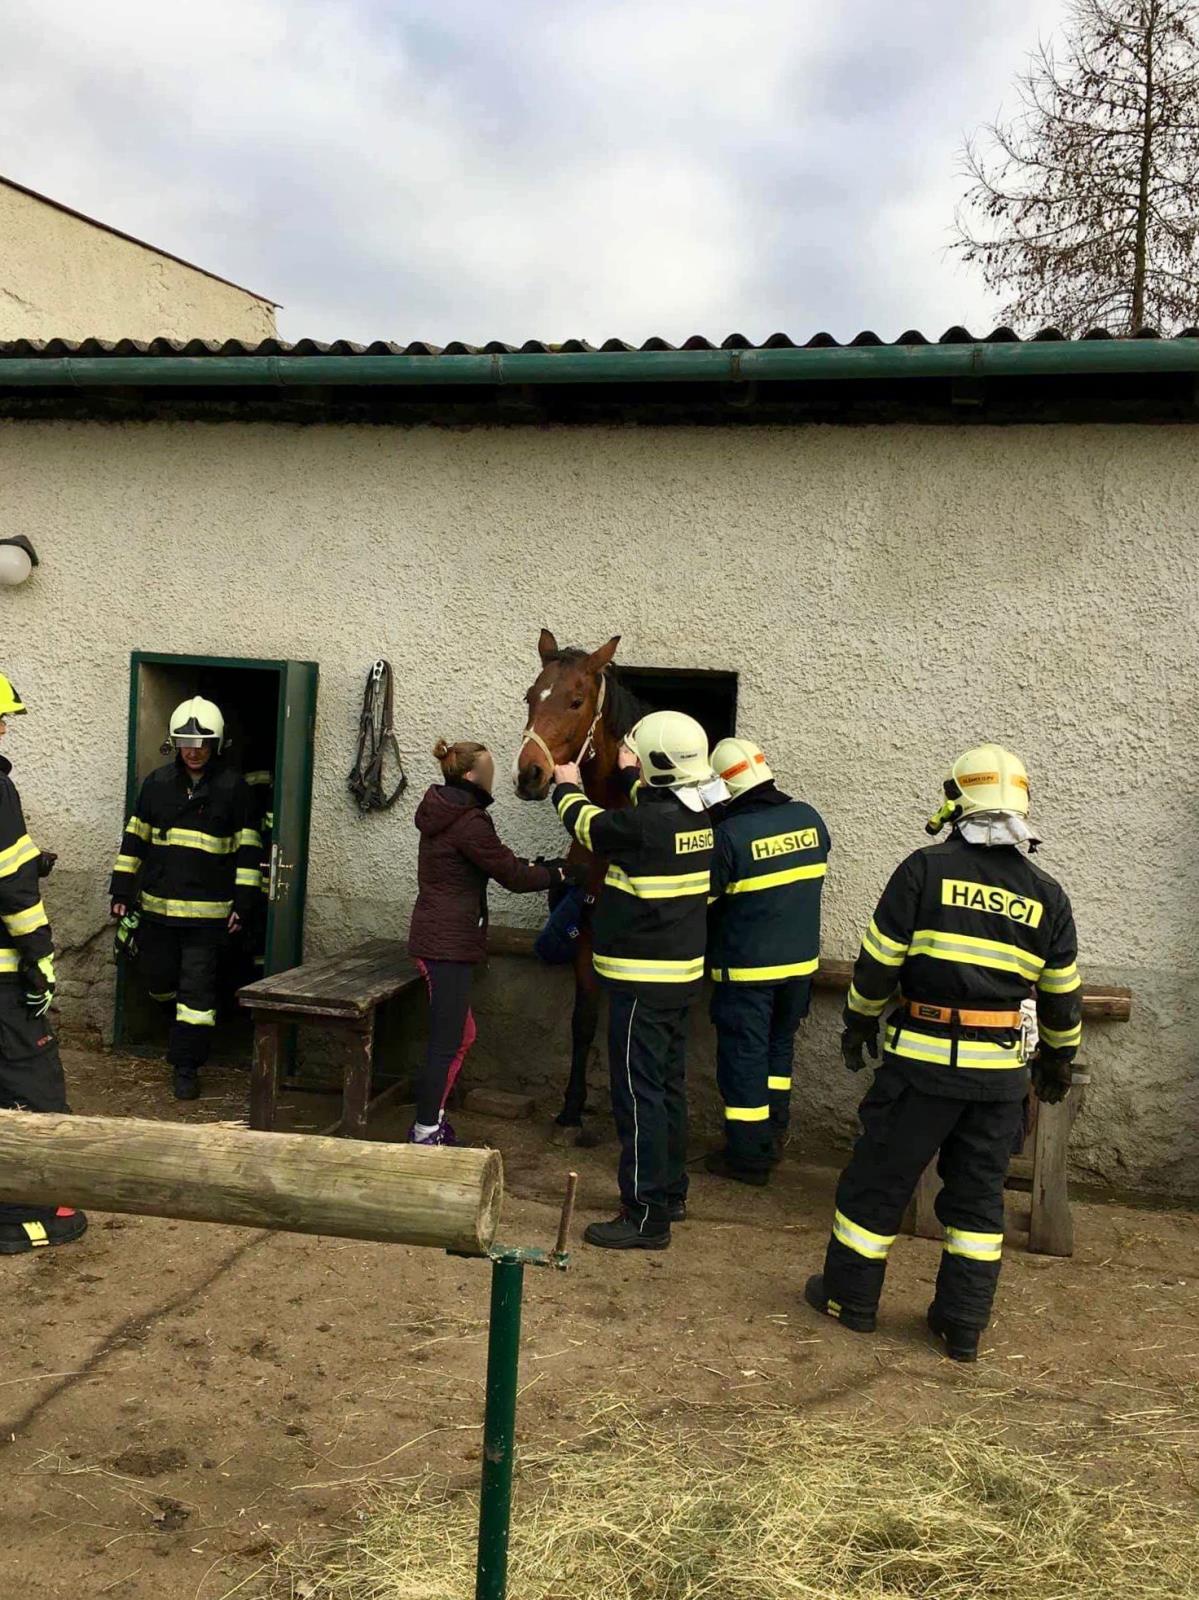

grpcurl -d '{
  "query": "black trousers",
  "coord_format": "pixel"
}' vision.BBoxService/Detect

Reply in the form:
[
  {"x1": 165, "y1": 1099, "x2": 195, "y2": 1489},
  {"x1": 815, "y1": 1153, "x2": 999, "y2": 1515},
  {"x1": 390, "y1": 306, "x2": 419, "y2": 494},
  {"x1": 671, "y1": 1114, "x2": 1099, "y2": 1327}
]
[
  {"x1": 414, "y1": 959, "x2": 477, "y2": 1124},
  {"x1": 607, "y1": 990, "x2": 690, "y2": 1236},
  {"x1": 139, "y1": 921, "x2": 224, "y2": 1073},
  {"x1": 711, "y1": 978, "x2": 811, "y2": 1170},
  {"x1": 0, "y1": 979, "x2": 69, "y2": 1221},
  {"x1": 822, "y1": 1062, "x2": 1023, "y2": 1330}
]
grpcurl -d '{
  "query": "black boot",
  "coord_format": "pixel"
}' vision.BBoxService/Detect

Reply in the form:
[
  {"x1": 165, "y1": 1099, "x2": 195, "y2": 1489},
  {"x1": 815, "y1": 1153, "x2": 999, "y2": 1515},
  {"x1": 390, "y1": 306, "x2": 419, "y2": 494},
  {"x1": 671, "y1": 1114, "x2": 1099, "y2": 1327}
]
[
  {"x1": 668, "y1": 1199, "x2": 687, "y2": 1224},
  {"x1": 927, "y1": 1303, "x2": 980, "y2": 1362},
  {"x1": 704, "y1": 1149, "x2": 770, "y2": 1187},
  {"x1": 803, "y1": 1274, "x2": 877, "y2": 1334},
  {"x1": 583, "y1": 1210, "x2": 670, "y2": 1250},
  {"x1": 172, "y1": 1067, "x2": 201, "y2": 1101},
  {"x1": 0, "y1": 1207, "x2": 88, "y2": 1255}
]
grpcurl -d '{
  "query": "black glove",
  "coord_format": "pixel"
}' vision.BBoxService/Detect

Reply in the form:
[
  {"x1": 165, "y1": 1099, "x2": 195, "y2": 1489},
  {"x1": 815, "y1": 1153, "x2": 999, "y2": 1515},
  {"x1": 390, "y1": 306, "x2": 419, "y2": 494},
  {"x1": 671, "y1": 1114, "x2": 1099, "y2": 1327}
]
[
  {"x1": 22, "y1": 955, "x2": 55, "y2": 1019},
  {"x1": 840, "y1": 1020, "x2": 879, "y2": 1073},
  {"x1": 36, "y1": 850, "x2": 57, "y2": 879},
  {"x1": 561, "y1": 860, "x2": 590, "y2": 888},
  {"x1": 1031, "y1": 1050, "x2": 1073, "y2": 1105}
]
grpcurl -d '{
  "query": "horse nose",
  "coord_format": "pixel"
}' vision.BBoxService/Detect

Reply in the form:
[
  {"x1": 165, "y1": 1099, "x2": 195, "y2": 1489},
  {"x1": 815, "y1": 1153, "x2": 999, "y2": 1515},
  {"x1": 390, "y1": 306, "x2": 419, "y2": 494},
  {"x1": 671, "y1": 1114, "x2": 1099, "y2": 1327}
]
[{"x1": 521, "y1": 761, "x2": 545, "y2": 792}]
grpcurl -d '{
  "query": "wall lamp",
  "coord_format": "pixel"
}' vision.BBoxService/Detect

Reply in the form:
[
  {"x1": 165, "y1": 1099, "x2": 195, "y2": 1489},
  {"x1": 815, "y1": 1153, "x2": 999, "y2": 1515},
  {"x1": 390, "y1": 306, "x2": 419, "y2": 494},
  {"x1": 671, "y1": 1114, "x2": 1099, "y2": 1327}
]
[{"x1": 0, "y1": 537, "x2": 39, "y2": 588}]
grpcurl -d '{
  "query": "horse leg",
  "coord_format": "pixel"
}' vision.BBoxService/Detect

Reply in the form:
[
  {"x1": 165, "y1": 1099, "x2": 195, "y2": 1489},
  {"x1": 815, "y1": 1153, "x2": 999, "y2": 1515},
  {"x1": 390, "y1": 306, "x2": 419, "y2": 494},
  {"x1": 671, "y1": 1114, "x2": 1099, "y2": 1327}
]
[{"x1": 557, "y1": 933, "x2": 600, "y2": 1137}]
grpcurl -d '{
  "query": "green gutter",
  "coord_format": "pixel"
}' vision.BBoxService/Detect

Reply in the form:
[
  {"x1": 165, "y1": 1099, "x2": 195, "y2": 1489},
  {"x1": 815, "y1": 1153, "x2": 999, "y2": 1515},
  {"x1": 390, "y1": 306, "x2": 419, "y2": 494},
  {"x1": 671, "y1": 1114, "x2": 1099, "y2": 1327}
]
[{"x1": 1, "y1": 339, "x2": 1198, "y2": 388}]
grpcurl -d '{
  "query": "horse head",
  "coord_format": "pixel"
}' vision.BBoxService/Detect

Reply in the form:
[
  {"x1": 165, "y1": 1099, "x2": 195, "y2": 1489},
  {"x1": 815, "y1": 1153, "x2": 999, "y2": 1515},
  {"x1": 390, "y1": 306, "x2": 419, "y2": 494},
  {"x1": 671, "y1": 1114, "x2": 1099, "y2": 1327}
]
[{"x1": 514, "y1": 628, "x2": 621, "y2": 800}]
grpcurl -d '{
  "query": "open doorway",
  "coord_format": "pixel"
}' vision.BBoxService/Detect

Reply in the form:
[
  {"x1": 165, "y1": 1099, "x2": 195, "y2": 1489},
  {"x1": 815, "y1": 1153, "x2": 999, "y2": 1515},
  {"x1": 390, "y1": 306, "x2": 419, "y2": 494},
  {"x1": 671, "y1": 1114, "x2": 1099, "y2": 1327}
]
[
  {"x1": 617, "y1": 666, "x2": 738, "y2": 748},
  {"x1": 115, "y1": 652, "x2": 318, "y2": 1061}
]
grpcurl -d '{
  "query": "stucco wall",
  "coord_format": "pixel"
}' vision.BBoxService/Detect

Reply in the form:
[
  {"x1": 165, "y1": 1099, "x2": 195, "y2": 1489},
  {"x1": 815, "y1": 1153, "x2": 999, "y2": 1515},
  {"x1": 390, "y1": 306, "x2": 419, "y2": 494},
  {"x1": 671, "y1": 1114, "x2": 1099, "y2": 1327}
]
[
  {"x1": 0, "y1": 183, "x2": 275, "y2": 342},
  {"x1": 0, "y1": 418, "x2": 1194, "y2": 1193}
]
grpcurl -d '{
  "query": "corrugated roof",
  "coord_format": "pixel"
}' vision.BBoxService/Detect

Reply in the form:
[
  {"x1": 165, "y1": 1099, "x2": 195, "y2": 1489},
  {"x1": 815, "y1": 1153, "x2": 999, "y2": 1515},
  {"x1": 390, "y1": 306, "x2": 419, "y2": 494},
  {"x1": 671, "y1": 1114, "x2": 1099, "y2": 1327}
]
[{"x1": 0, "y1": 325, "x2": 1196, "y2": 358}]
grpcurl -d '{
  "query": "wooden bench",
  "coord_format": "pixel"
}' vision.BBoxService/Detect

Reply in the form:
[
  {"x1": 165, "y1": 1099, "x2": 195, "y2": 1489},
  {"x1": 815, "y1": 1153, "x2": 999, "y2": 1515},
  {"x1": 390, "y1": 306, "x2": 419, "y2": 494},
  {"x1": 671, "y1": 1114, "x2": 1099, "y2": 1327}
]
[{"x1": 238, "y1": 939, "x2": 421, "y2": 1138}]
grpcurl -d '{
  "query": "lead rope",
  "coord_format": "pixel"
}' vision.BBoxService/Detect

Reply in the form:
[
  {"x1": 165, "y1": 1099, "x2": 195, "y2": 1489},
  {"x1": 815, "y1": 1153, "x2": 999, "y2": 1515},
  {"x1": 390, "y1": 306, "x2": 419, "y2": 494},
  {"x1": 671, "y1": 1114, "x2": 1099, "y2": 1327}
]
[{"x1": 348, "y1": 659, "x2": 408, "y2": 813}]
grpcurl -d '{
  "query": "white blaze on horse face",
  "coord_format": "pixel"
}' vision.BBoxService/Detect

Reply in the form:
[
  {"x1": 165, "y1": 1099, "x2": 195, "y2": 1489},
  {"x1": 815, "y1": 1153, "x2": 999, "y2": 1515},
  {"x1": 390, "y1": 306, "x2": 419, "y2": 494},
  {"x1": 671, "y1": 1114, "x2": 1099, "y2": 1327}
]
[{"x1": 539, "y1": 688, "x2": 552, "y2": 702}]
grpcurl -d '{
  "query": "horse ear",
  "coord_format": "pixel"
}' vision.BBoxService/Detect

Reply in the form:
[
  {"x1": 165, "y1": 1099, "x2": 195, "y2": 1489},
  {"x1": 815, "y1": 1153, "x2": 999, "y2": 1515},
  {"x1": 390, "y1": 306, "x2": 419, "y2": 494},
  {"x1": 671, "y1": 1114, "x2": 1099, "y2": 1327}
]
[
  {"x1": 584, "y1": 635, "x2": 621, "y2": 675},
  {"x1": 538, "y1": 628, "x2": 558, "y2": 664}
]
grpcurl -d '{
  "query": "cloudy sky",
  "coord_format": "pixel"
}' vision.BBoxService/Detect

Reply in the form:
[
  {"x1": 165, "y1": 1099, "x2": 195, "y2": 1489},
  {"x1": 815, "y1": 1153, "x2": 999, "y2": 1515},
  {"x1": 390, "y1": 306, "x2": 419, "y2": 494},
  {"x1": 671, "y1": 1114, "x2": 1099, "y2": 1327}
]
[{"x1": 2, "y1": 1, "x2": 1068, "y2": 345}]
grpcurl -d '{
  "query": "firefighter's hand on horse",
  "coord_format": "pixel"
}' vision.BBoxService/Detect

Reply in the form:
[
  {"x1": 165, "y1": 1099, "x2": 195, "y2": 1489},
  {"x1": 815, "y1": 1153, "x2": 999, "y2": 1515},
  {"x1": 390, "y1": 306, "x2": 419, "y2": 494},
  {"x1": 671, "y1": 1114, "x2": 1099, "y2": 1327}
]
[
  {"x1": 553, "y1": 761, "x2": 582, "y2": 788},
  {"x1": 617, "y1": 744, "x2": 640, "y2": 771}
]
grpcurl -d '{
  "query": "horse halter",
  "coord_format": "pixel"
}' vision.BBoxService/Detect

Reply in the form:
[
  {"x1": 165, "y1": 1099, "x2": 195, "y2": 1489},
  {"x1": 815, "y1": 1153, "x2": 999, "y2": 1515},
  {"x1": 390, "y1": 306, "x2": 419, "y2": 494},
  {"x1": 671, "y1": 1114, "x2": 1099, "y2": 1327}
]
[{"x1": 518, "y1": 672, "x2": 608, "y2": 775}]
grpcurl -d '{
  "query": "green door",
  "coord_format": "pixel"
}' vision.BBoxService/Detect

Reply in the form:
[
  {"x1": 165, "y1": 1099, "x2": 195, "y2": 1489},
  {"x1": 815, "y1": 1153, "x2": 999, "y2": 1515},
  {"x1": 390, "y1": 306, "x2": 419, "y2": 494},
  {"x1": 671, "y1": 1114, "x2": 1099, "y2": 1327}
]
[{"x1": 264, "y1": 659, "x2": 319, "y2": 976}]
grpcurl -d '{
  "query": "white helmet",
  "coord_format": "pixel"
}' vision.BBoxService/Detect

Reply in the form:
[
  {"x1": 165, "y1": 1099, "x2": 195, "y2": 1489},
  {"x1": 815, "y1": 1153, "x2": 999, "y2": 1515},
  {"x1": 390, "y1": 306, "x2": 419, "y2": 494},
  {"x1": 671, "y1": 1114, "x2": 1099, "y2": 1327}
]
[
  {"x1": 926, "y1": 743, "x2": 1030, "y2": 834},
  {"x1": 169, "y1": 696, "x2": 226, "y2": 751},
  {"x1": 712, "y1": 736, "x2": 773, "y2": 799},
  {"x1": 627, "y1": 710, "x2": 713, "y2": 791}
]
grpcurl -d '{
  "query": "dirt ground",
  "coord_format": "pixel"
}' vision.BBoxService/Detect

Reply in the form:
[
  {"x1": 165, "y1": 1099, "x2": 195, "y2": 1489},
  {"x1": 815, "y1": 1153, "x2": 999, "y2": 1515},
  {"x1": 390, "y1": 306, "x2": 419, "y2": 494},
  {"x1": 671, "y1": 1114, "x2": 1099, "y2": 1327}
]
[{"x1": 1, "y1": 1046, "x2": 1196, "y2": 1600}]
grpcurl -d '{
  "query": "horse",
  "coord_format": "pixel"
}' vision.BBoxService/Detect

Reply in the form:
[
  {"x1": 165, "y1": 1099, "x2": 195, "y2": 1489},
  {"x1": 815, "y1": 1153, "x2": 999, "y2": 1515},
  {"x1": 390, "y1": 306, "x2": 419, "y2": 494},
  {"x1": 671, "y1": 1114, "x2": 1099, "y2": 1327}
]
[{"x1": 514, "y1": 628, "x2": 645, "y2": 1141}]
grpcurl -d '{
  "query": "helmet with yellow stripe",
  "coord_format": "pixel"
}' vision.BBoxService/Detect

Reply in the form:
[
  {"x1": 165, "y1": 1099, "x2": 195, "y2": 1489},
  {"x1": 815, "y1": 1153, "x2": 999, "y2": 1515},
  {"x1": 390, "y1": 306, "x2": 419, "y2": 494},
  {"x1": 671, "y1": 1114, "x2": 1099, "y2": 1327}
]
[
  {"x1": 926, "y1": 743, "x2": 1030, "y2": 835},
  {"x1": 712, "y1": 736, "x2": 772, "y2": 798},
  {"x1": 0, "y1": 674, "x2": 27, "y2": 718}
]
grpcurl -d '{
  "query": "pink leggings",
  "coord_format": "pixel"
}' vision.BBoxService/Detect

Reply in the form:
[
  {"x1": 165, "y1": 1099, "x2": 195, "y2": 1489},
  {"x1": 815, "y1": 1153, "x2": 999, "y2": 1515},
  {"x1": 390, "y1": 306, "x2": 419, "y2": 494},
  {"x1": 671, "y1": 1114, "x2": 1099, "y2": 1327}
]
[{"x1": 414, "y1": 958, "x2": 477, "y2": 1122}]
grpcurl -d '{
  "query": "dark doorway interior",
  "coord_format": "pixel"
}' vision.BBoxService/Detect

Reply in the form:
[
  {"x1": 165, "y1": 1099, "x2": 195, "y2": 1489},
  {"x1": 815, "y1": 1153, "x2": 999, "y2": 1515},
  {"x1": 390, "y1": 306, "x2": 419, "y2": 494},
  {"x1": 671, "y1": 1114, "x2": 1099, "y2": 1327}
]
[{"x1": 617, "y1": 666, "x2": 738, "y2": 748}]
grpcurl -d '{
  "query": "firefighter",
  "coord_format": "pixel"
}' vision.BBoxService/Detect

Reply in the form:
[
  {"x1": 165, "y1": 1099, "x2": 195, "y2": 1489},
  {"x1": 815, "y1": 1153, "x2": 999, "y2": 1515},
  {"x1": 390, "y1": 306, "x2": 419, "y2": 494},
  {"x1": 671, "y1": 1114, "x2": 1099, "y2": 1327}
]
[
  {"x1": 553, "y1": 711, "x2": 718, "y2": 1249},
  {"x1": 805, "y1": 744, "x2": 1082, "y2": 1361},
  {"x1": 0, "y1": 674, "x2": 87, "y2": 1252},
  {"x1": 705, "y1": 738, "x2": 830, "y2": 1184},
  {"x1": 110, "y1": 697, "x2": 262, "y2": 1101}
]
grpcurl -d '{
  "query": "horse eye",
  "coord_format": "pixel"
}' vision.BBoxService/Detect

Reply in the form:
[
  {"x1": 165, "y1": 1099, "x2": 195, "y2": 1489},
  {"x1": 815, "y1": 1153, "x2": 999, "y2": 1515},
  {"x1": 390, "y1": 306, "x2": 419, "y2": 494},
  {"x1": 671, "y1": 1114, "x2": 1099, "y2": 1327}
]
[{"x1": 570, "y1": 698, "x2": 584, "y2": 710}]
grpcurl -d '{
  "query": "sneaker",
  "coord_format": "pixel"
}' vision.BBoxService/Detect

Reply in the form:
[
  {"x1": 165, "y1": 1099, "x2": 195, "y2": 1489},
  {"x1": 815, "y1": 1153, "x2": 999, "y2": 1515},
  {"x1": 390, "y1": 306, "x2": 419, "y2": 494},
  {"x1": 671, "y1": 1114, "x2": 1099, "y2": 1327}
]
[
  {"x1": 927, "y1": 1303, "x2": 980, "y2": 1363},
  {"x1": 704, "y1": 1149, "x2": 770, "y2": 1187},
  {"x1": 668, "y1": 1199, "x2": 687, "y2": 1224},
  {"x1": 803, "y1": 1273, "x2": 877, "y2": 1334},
  {"x1": 171, "y1": 1069, "x2": 201, "y2": 1101},
  {"x1": 0, "y1": 1207, "x2": 88, "y2": 1255},
  {"x1": 407, "y1": 1120, "x2": 458, "y2": 1147},
  {"x1": 583, "y1": 1211, "x2": 670, "y2": 1250}
]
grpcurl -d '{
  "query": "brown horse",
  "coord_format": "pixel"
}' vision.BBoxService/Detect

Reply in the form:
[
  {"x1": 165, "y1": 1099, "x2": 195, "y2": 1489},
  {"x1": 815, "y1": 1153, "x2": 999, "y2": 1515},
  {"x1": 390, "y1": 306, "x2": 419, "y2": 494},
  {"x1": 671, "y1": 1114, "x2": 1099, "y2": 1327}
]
[{"x1": 515, "y1": 628, "x2": 645, "y2": 1137}]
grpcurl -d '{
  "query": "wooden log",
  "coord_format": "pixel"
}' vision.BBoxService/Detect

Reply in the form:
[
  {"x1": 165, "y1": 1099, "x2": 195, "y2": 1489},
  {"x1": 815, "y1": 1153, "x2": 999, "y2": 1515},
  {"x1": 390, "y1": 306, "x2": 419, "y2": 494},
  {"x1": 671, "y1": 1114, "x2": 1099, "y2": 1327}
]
[
  {"x1": 0, "y1": 1111, "x2": 503, "y2": 1255},
  {"x1": 1029, "y1": 1080, "x2": 1086, "y2": 1258}
]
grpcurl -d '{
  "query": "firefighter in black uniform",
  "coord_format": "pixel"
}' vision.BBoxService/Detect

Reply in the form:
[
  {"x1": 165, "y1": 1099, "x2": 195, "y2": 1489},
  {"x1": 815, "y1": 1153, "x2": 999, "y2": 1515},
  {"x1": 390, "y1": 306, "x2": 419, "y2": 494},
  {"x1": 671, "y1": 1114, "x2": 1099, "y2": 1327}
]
[
  {"x1": 553, "y1": 711, "x2": 718, "y2": 1250},
  {"x1": 0, "y1": 673, "x2": 87, "y2": 1252},
  {"x1": 805, "y1": 744, "x2": 1082, "y2": 1361},
  {"x1": 110, "y1": 697, "x2": 262, "y2": 1101},
  {"x1": 705, "y1": 738, "x2": 830, "y2": 1185}
]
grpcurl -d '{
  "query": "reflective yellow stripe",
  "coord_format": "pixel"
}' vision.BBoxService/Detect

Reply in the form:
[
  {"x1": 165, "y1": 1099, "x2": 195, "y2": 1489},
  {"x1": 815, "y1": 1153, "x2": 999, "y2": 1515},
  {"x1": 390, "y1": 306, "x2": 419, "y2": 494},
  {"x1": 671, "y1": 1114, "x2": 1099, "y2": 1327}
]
[
  {"x1": 710, "y1": 957, "x2": 819, "y2": 982},
  {"x1": 125, "y1": 816, "x2": 152, "y2": 842},
  {"x1": 832, "y1": 1208, "x2": 896, "y2": 1261},
  {"x1": 847, "y1": 981, "x2": 889, "y2": 1017},
  {"x1": 113, "y1": 854, "x2": 142, "y2": 876},
  {"x1": 1038, "y1": 963, "x2": 1081, "y2": 995},
  {"x1": 22, "y1": 1221, "x2": 49, "y2": 1247},
  {"x1": 158, "y1": 828, "x2": 236, "y2": 855},
  {"x1": 0, "y1": 833, "x2": 38, "y2": 879},
  {"x1": 593, "y1": 953, "x2": 705, "y2": 984},
  {"x1": 556, "y1": 790, "x2": 589, "y2": 820},
  {"x1": 236, "y1": 828, "x2": 263, "y2": 850},
  {"x1": 725, "y1": 862, "x2": 827, "y2": 894},
  {"x1": 767, "y1": 1075, "x2": 791, "y2": 1091},
  {"x1": 245, "y1": 771, "x2": 272, "y2": 786},
  {"x1": 142, "y1": 893, "x2": 232, "y2": 920},
  {"x1": 884, "y1": 1025, "x2": 1021, "y2": 1069},
  {"x1": 1039, "y1": 1021, "x2": 1082, "y2": 1049},
  {"x1": 605, "y1": 865, "x2": 710, "y2": 899},
  {"x1": 235, "y1": 868, "x2": 262, "y2": 888},
  {"x1": 944, "y1": 1226, "x2": 1003, "y2": 1263},
  {"x1": 0, "y1": 950, "x2": 20, "y2": 973},
  {"x1": 725, "y1": 1105, "x2": 770, "y2": 1122},
  {"x1": 1, "y1": 900, "x2": 48, "y2": 937},
  {"x1": 176, "y1": 1003, "x2": 216, "y2": 1027},
  {"x1": 862, "y1": 917, "x2": 908, "y2": 968},
  {"x1": 557, "y1": 791, "x2": 600, "y2": 851},
  {"x1": 909, "y1": 928, "x2": 1044, "y2": 982}
]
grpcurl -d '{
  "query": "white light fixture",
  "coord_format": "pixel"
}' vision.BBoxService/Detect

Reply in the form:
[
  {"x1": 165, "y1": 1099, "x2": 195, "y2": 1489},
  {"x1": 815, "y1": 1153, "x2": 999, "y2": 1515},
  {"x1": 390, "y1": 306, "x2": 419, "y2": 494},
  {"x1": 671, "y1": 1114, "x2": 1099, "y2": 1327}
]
[{"x1": 0, "y1": 537, "x2": 38, "y2": 588}]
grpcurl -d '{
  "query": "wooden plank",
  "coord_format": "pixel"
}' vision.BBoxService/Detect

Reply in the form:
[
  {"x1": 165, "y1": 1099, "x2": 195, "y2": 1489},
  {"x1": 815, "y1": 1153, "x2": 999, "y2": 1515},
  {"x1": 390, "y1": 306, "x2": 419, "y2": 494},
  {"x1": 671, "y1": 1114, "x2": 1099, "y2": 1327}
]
[
  {"x1": 1029, "y1": 1081, "x2": 1085, "y2": 1257},
  {"x1": 0, "y1": 1110, "x2": 503, "y2": 1254},
  {"x1": 909, "y1": 1162, "x2": 942, "y2": 1240},
  {"x1": 340, "y1": 1016, "x2": 375, "y2": 1140},
  {"x1": 238, "y1": 940, "x2": 419, "y2": 1018},
  {"x1": 249, "y1": 1020, "x2": 281, "y2": 1133}
]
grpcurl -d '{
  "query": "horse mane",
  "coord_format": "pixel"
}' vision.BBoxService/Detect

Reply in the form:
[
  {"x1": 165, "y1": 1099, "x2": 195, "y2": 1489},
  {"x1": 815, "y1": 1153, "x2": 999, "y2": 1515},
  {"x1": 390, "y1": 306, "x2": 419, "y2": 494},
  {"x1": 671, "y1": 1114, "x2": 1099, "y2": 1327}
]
[{"x1": 545, "y1": 648, "x2": 647, "y2": 740}]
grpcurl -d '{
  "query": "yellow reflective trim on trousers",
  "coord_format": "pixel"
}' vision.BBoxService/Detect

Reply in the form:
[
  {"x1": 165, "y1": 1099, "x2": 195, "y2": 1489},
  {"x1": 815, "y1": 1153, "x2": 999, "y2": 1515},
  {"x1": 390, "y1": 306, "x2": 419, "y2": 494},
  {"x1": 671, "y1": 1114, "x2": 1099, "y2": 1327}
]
[
  {"x1": 944, "y1": 1226, "x2": 1003, "y2": 1262},
  {"x1": 710, "y1": 957, "x2": 819, "y2": 982},
  {"x1": 142, "y1": 893, "x2": 232, "y2": 920},
  {"x1": 2, "y1": 900, "x2": 48, "y2": 938},
  {"x1": 236, "y1": 828, "x2": 263, "y2": 849},
  {"x1": 176, "y1": 1003, "x2": 216, "y2": 1027},
  {"x1": 725, "y1": 1104, "x2": 770, "y2": 1122},
  {"x1": 593, "y1": 953, "x2": 705, "y2": 983},
  {"x1": 1039, "y1": 1021, "x2": 1082, "y2": 1049},
  {"x1": 832, "y1": 1208, "x2": 896, "y2": 1261},
  {"x1": 159, "y1": 828, "x2": 236, "y2": 855},
  {"x1": 767, "y1": 1075, "x2": 791, "y2": 1091},
  {"x1": 725, "y1": 862, "x2": 827, "y2": 894},
  {"x1": 862, "y1": 918, "x2": 908, "y2": 967},
  {"x1": 605, "y1": 865, "x2": 710, "y2": 899},
  {"x1": 113, "y1": 854, "x2": 143, "y2": 876},
  {"x1": 884, "y1": 1025, "x2": 1021, "y2": 1069},
  {"x1": 1038, "y1": 963, "x2": 1081, "y2": 995},
  {"x1": 0, "y1": 950, "x2": 20, "y2": 973},
  {"x1": 909, "y1": 928, "x2": 1044, "y2": 981},
  {"x1": 125, "y1": 815, "x2": 152, "y2": 842},
  {"x1": 0, "y1": 833, "x2": 38, "y2": 879},
  {"x1": 847, "y1": 980, "x2": 889, "y2": 1017},
  {"x1": 235, "y1": 868, "x2": 262, "y2": 888}
]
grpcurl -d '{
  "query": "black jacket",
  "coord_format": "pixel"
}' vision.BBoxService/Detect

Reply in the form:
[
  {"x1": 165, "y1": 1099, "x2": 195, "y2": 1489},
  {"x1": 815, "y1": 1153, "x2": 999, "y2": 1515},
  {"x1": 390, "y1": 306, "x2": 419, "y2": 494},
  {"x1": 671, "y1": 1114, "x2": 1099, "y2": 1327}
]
[
  {"x1": 109, "y1": 757, "x2": 262, "y2": 927},
  {"x1": 708, "y1": 783, "x2": 830, "y2": 984},
  {"x1": 0, "y1": 753, "x2": 52, "y2": 980},
  {"x1": 846, "y1": 831, "x2": 1082, "y2": 1101},
  {"x1": 554, "y1": 774, "x2": 712, "y2": 1004}
]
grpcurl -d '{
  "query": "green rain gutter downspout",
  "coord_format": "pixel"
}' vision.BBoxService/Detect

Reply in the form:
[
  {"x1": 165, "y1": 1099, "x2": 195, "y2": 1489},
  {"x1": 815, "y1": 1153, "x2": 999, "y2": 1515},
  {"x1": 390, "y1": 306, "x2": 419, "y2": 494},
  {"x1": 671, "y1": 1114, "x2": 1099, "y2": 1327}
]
[{"x1": 2, "y1": 339, "x2": 1199, "y2": 388}]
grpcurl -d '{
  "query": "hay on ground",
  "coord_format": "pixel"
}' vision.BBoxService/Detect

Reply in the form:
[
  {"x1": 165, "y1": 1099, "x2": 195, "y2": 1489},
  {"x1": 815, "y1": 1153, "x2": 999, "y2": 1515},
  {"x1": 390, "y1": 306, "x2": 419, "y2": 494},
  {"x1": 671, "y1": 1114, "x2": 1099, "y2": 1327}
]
[{"x1": 275, "y1": 1406, "x2": 1199, "y2": 1600}]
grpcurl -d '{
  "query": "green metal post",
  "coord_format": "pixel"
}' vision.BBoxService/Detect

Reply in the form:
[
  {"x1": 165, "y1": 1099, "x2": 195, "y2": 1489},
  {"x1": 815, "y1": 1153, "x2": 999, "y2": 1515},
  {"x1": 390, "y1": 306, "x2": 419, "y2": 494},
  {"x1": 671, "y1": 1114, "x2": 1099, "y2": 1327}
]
[{"x1": 475, "y1": 1256, "x2": 525, "y2": 1600}]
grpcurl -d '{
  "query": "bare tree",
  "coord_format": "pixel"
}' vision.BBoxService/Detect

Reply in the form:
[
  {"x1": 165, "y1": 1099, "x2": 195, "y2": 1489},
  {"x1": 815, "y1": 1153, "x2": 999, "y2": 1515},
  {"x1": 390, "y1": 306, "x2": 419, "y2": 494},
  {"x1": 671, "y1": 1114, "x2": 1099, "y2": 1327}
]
[{"x1": 955, "y1": 0, "x2": 1199, "y2": 333}]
